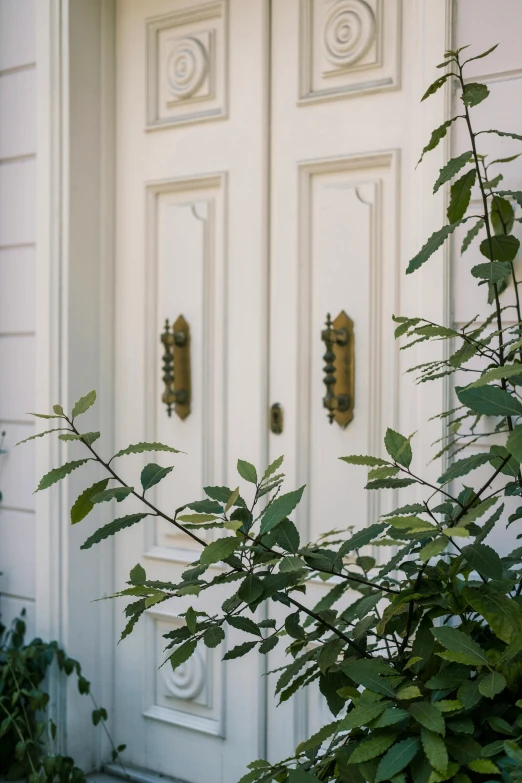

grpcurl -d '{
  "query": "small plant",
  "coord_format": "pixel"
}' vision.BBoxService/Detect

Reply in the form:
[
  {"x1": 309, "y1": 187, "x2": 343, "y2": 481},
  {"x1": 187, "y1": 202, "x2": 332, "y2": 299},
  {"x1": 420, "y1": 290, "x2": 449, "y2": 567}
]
[
  {"x1": 0, "y1": 611, "x2": 125, "y2": 782},
  {"x1": 22, "y1": 43, "x2": 522, "y2": 783}
]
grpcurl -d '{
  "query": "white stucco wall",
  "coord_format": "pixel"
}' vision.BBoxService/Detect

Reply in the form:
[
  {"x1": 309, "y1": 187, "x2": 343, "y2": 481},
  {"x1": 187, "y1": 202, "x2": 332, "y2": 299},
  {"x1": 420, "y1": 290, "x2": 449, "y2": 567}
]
[{"x1": 0, "y1": 0, "x2": 37, "y2": 637}]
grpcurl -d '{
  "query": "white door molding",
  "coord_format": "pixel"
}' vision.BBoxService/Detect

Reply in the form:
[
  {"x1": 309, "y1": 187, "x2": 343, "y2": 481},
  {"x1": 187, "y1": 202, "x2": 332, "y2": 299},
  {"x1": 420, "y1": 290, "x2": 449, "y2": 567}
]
[{"x1": 35, "y1": 0, "x2": 116, "y2": 767}]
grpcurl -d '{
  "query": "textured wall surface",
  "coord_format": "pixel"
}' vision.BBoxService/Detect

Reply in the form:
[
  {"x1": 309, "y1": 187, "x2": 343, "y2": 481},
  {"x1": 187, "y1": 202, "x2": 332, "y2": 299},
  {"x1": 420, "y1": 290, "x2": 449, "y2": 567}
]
[{"x1": 0, "y1": 0, "x2": 37, "y2": 637}]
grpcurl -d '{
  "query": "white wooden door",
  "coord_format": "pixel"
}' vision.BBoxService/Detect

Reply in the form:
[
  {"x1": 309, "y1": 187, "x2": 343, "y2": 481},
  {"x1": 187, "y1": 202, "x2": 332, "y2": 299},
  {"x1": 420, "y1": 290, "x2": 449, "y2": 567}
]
[
  {"x1": 113, "y1": 1, "x2": 269, "y2": 780},
  {"x1": 113, "y1": 0, "x2": 449, "y2": 780},
  {"x1": 266, "y1": 0, "x2": 449, "y2": 762}
]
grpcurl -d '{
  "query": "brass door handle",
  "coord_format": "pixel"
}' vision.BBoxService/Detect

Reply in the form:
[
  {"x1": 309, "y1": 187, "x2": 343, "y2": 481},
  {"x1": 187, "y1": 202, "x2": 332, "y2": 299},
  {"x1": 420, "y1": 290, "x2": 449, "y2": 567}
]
[
  {"x1": 161, "y1": 315, "x2": 191, "y2": 419},
  {"x1": 321, "y1": 311, "x2": 354, "y2": 428}
]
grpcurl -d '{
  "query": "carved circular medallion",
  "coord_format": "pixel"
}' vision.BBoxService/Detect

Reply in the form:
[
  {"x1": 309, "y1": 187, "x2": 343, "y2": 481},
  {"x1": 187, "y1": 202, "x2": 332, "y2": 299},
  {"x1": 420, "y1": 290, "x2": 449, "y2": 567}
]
[
  {"x1": 166, "y1": 36, "x2": 208, "y2": 99},
  {"x1": 161, "y1": 647, "x2": 206, "y2": 702},
  {"x1": 324, "y1": 0, "x2": 375, "y2": 68}
]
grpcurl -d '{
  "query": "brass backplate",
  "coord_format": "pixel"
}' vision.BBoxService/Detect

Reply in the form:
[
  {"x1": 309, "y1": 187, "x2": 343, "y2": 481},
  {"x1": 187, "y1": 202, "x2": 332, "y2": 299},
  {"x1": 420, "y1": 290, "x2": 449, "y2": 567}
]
[
  {"x1": 332, "y1": 310, "x2": 354, "y2": 428},
  {"x1": 173, "y1": 314, "x2": 191, "y2": 420},
  {"x1": 270, "y1": 403, "x2": 284, "y2": 434}
]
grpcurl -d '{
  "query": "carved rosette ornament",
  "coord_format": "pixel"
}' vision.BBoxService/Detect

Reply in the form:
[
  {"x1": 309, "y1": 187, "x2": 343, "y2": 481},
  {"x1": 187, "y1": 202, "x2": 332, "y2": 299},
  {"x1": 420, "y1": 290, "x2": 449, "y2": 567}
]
[
  {"x1": 323, "y1": 0, "x2": 376, "y2": 68},
  {"x1": 161, "y1": 647, "x2": 206, "y2": 702},
  {"x1": 166, "y1": 36, "x2": 208, "y2": 99}
]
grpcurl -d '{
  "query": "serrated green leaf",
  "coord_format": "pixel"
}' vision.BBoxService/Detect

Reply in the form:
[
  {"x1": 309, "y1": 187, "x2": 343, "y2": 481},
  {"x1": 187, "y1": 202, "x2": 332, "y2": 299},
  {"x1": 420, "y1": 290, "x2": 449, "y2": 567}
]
[
  {"x1": 336, "y1": 523, "x2": 387, "y2": 560},
  {"x1": 479, "y1": 234, "x2": 520, "y2": 262},
  {"x1": 384, "y1": 429, "x2": 412, "y2": 467},
  {"x1": 204, "y1": 625, "x2": 225, "y2": 648},
  {"x1": 341, "y1": 661, "x2": 396, "y2": 698},
  {"x1": 72, "y1": 390, "x2": 97, "y2": 418},
  {"x1": 409, "y1": 703, "x2": 445, "y2": 735},
  {"x1": 418, "y1": 118, "x2": 460, "y2": 164},
  {"x1": 419, "y1": 538, "x2": 448, "y2": 563},
  {"x1": 200, "y1": 537, "x2": 240, "y2": 566},
  {"x1": 447, "y1": 169, "x2": 476, "y2": 223},
  {"x1": 478, "y1": 671, "x2": 506, "y2": 698},
  {"x1": 59, "y1": 431, "x2": 100, "y2": 445},
  {"x1": 462, "y1": 82, "x2": 489, "y2": 107},
  {"x1": 471, "y1": 261, "x2": 512, "y2": 283},
  {"x1": 421, "y1": 75, "x2": 449, "y2": 102},
  {"x1": 70, "y1": 479, "x2": 109, "y2": 524},
  {"x1": 467, "y1": 759, "x2": 498, "y2": 774},
  {"x1": 437, "y1": 452, "x2": 493, "y2": 484},
  {"x1": 29, "y1": 412, "x2": 64, "y2": 419},
  {"x1": 279, "y1": 555, "x2": 307, "y2": 572},
  {"x1": 407, "y1": 221, "x2": 466, "y2": 274},
  {"x1": 461, "y1": 543, "x2": 503, "y2": 580},
  {"x1": 16, "y1": 428, "x2": 67, "y2": 445},
  {"x1": 497, "y1": 189, "x2": 522, "y2": 208},
  {"x1": 237, "y1": 459, "x2": 258, "y2": 484},
  {"x1": 129, "y1": 563, "x2": 146, "y2": 584},
  {"x1": 350, "y1": 734, "x2": 398, "y2": 765},
  {"x1": 259, "y1": 486, "x2": 305, "y2": 534},
  {"x1": 92, "y1": 486, "x2": 134, "y2": 504},
  {"x1": 507, "y1": 425, "x2": 522, "y2": 462},
  {"x1": 37, "y1": 459, "x2": 91, "y2": 491},
  {"x1": 340, "y1": 455, "x2": 390, "y2": 467},
  {"x1": 461, "y1": 219, "x2": 484, "y2": 253},
  {"x1": 465, "y1": 363, "x2": 522, "y2": 389},
  {"x1": 140, "y1": 463, "x2": 174, "y2": 492},
  {"x1": 387, "y1": 516, "x2": 434, "y2": 531},
  {"x1": 226, "y1": 615, "x2": 261, "y2": 636},
  {"x1": 259, "y1": 635, "x2": 278, "y2": 654},
  {"x1": 178, "y1": 514, "x2": 219, "y2": 523},
  {"x1": 340, "y1": 702, "x2": 389, "y2": 730},
  {"x1": 458, "y1": 496, "x2": 498, "y2": 527},
  {"x1": 431, "y1": 627, "x2": 488, "y2": 666},
  {"x1": 491, "y1": 197, "x2": 515, "y2": 235},
  {"x1": 375, "y1": 738, "x2": 421, "y2": 782},
  {"x1": 238, "y1": 574, "x2": 264, "y2": 605},
  {"x1": 112, "y1": 442, "x2": 181, "y2": 459},
  {"x1": 421, "y1": 728, "x2": 448, "y2": 773},
  {"x1": 296, "y1": 721, "x2": 340, "y2": 755},
  {"x1": 433, "y1": 151, "x2": 472, "y2": 193},
  {"x1": 464, "y1": 44, "x2": 498, "y2": 64},
  {"x1": 170, "y1": 640, "x2": 197, "y2": 670},
  {"x1": 366, "y1": 479, "x2": 417, "y2": 490},
  {"x1": 262, "y1": 455, "x2": 284, "y2": 481},
  {"x1": 223, "y1": 641, "x2": 257, "y2": 660},
  {"x1": 456, "y1": 384, "x2": 522, "y2": 417},
  {"x1": 81, "y1": 513, "x2": 148, "y2": 549},
  {"x1": 396, "y1": 686, "x2": 422, "y2": 700},
  {"x1": 225, "y1": 487, "x2": 240, "y2": 513},
  {"x1": 288, "y1": 769, "x2": 321, "y2": 783}
]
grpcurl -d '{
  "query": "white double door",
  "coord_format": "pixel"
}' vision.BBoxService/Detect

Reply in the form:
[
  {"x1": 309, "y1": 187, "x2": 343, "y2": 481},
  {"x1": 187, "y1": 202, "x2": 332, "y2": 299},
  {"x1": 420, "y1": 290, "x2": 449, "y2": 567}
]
[{"x1": 113, "y1": 1, "x2": 445, "y2": 780}]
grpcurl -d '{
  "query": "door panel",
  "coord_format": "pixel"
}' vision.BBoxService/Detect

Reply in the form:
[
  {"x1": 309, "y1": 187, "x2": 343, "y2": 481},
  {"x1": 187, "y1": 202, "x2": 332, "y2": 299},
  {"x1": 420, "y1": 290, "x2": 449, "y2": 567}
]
[
  {"x1": 266, "y1": 0, "x2": 443, "y2": 760},
  {"x1": 114, "y1": 1, "x2": 268, "y2": 780}
]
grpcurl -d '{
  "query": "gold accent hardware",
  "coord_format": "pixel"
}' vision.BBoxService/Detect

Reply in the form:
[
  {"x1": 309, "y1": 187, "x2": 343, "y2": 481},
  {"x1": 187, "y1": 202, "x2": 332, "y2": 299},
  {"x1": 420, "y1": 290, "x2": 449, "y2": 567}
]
[
  {"x1": 160, "y1": 314, "x2": 191, "y2": 419},
  {"x1": 321, "y1": 311, "x2": 354, "y2": 428},
  {"x1": 270, "y1": 403, "x2": 284, "y2": 434}
]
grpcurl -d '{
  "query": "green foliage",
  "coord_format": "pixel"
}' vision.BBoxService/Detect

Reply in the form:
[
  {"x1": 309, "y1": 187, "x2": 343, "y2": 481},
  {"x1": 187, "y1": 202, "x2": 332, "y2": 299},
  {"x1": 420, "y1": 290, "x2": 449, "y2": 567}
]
[
  {"x1": 0, "y1": 612, "x2": 125, "y2": 781},
  {"x1": 23, "y1": 43, "x2": 522, "y2": 783}
]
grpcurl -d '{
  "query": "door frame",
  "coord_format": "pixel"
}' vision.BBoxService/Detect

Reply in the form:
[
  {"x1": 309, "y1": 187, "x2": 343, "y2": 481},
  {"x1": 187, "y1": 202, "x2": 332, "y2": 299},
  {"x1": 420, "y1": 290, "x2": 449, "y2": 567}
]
[
  {"x1": 36, "y1": 0, "x2": 117, "y2": 768},
  {"x1": 35, "y1": 0, "x2": 453, "y2": 769}
]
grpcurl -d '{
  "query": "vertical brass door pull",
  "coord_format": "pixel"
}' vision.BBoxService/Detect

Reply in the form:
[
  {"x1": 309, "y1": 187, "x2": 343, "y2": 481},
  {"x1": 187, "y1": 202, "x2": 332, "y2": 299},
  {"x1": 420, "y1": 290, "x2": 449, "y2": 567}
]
[
  {"x1": 160, "y1": 315, "x2": 191, "y2": 419},
  {"x1": 321, "y1": 311, "x2": 354, "y2": 428}
]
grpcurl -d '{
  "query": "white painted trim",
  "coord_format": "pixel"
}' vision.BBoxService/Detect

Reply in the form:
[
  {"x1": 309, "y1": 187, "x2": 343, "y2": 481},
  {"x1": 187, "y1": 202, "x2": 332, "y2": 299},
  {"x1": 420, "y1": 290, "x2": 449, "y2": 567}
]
[{"x1": 35, "y1": 0, "x2": 116, "y2": 768}]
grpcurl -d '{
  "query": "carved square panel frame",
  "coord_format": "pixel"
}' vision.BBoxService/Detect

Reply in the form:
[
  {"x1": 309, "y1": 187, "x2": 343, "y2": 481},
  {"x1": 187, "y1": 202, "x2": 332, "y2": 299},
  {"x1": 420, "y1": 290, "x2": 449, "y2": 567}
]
[
  {"x1": 299, "y1": 0, "x2": 401, "y2": 104},
  {"x1": 143, "y1": 607, "x2": 225, "y2": 736},
  {"x1": 146, "y1": 1, "x2": 228, "y2": 129}
]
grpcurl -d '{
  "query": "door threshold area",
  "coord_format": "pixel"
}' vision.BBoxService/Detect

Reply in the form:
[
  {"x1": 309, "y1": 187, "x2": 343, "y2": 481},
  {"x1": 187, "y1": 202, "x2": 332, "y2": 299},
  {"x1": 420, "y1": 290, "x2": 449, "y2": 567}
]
[{"x1": 96, "y1": 762, "x2": 190, "y2": 783}]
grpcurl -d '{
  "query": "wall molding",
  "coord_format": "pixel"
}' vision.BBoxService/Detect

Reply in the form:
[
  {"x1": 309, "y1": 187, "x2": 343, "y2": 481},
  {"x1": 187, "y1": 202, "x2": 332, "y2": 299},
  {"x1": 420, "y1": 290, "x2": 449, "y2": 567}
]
[{"x1": 35, "y1": 0, "x2": 116, "y2": 766}]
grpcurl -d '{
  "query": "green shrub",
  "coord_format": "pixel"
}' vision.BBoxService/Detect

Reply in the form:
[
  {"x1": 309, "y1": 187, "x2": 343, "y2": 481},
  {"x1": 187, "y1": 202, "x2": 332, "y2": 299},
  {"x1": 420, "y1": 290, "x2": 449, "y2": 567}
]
[{"x1": 0, "y1": 612, "x2": 124, "y2": 782}]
